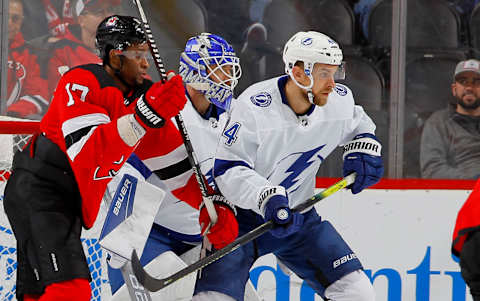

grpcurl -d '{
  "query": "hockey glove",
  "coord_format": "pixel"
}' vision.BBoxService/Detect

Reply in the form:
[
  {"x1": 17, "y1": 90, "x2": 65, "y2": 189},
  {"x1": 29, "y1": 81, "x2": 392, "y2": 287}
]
[
  {"x1": 134, "y1": 72, "x2": 187, "y2": 128},
  {"x1": 259, "y1": 186, "x2": 304, "y2": 238},
  {"x1": 342, "y1": 133, "x2": 384, "y2": 194},
  {"x1": 199, "y1": 195, "x2": 239, "y2": 249}
]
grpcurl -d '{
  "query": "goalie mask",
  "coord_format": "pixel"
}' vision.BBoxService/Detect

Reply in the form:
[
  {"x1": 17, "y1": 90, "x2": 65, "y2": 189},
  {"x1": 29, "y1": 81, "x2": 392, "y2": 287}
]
[
  {"x1": 179, "y1": 33, "x2": 241, "y2": 111},
  {"x1": 283, "y1": 31, "x2": 345, "y2": 103}
]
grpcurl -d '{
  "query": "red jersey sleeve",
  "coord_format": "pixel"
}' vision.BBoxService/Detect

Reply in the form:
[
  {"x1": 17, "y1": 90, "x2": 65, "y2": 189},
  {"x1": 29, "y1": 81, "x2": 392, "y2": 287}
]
[
  {"x1": 135, "y1": 119, "x2": 204, "y2": 210},
  {"x1": 7, "y1": 46, "x2": 49, "y2": 117},
  {"x1": 41, "y1": 65, "x2": 137, "y2": 228},
  {"x1": 452, "y1": 179, "x2": 480, "y2": 256}
]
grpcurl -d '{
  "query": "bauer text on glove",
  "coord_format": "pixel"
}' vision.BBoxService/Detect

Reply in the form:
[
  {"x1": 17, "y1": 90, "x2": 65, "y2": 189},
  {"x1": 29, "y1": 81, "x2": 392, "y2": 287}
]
[{"x1": 134, "y1": 73, "x2": 186, "y2": 128}]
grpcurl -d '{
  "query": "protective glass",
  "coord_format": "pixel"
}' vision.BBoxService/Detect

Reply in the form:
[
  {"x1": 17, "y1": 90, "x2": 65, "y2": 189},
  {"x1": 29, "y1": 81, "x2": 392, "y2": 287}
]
[{"x1": 311, "y1": 62, "x2": 346, "y2": 81}]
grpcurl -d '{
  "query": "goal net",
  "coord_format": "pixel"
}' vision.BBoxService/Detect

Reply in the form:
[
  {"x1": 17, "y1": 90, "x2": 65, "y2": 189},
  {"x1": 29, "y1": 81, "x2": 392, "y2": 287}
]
[{"x1": 0, "y1": 117, "x2": 111, "y2": 300}]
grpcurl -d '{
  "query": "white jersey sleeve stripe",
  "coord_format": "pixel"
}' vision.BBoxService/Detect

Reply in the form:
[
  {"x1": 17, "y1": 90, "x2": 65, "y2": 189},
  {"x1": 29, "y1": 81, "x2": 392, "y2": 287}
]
[
  {"x1": 62, "y1": 112, "x2": 110, "y2": 137},
  {"x1": 142, "y1": 145, "x2": 189, "y2": 171},
  {"x1": 67, "y1": 126, "x2": 97, "y2": 161}
]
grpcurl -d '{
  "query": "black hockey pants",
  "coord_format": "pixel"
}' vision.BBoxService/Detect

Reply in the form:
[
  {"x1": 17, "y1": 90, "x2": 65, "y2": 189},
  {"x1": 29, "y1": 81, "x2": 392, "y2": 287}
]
[
  {"x1": 3, "y1": 135, "x2": 90, "y2": 299},
  {"x1": 460, "y1": 231, "x2": 480, "y2": 301}
]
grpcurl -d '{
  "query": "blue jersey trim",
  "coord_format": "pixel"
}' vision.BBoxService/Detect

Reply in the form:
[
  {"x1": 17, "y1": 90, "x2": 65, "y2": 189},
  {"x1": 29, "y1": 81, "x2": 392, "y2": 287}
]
[
  {"x1": 127, "y1": 153, "x2": 152, "y2": 179},
  {"x1": 277, "y1": 75, "x2": 315, "y2": 116},
  {"x1": 277, "y1": 75, "x2": 289, "y2": 105},
  {"x1": 185, "y1": 86, "x2": 225, "y2": 121},
  {"x1": 214, "y1": 159, "x2": 252, "y2": 178}
]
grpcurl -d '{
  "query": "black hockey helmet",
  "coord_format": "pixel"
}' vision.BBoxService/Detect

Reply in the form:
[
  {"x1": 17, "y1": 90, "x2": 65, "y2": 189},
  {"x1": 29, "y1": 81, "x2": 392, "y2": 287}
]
[{"x1": 95, "y1": 15, "x2": 147, "y2": 63}]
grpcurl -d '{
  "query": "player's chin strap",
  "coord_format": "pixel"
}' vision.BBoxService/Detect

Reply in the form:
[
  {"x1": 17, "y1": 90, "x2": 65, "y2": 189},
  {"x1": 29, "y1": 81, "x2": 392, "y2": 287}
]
[{"x1": 289, "y1": 71, "x2": 315, "y2": 104}]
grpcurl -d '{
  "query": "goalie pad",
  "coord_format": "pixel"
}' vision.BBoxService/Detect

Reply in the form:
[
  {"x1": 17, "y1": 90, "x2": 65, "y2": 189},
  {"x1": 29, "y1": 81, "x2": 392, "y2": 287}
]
[
  {"x1": 100, "y1": 160, "x2": 165, "y2": 268},
  {"x1": 112, "y1": 249, "x2": 200, "y2": 301}
]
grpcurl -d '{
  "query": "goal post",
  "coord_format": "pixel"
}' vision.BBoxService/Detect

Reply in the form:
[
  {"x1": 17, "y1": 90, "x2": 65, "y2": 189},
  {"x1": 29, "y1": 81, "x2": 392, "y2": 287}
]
[{"x1": 0, "y1": 117, "x2": 111, "y2": 301}]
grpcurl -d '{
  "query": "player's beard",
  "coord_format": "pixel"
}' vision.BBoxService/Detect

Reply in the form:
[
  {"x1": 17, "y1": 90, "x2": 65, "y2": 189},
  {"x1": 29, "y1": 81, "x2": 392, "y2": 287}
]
[
  {"x1": 312, "y1": 89, "x2": 332, "y2": 106},
  {"x1": 457, "y1": 92, "x2": 480, "y2": 110}
]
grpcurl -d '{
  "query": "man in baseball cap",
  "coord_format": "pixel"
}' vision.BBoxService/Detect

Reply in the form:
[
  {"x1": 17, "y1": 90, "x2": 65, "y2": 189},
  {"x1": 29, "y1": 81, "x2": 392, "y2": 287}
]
[
  {"x1": 420, "y1": 56, "x2": 480, "y2": 176},
  {"x1": 453, "y1": 59, "x2": 480, "y2": 111}
]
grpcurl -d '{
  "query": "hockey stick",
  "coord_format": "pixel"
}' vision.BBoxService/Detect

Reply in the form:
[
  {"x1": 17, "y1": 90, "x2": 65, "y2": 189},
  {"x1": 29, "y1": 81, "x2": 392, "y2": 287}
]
[
  {"x1": 120, "y1": 260, "x2": 153, "y2": 301},
  {"x1": 132, "y1": 0, "x2": 218, "y2": 223},
  {"x1": 131, "y1": 173, "x2": 357, "y2": 292}
]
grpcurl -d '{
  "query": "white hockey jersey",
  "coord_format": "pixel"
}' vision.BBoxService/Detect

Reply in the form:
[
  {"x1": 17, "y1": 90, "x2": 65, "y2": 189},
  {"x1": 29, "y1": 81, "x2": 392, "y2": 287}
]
[
  {"x1": 152, "y1": 96, "x2": 228, "y2": 237},
  {"x1": 105, "y1": 94, "x2": 229, "y2": 239},
  {"x1": 214, "y1": 75, "x2": 376, "y2": 215}
]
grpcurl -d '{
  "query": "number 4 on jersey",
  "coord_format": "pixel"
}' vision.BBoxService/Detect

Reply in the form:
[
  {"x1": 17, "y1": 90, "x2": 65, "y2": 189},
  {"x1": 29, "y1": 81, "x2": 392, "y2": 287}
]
[{"x1": 223, "y1": 122, "x2": 241, "y2": 146}]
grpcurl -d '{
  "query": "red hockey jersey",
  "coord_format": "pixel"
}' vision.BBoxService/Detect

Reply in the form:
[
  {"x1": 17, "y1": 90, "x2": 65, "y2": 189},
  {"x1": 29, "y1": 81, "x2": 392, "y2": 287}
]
[
  {"x1": 452, "y1": 179, "x2": 480, "y2": 256},
  {"x1": 41, "y1": 64, "x2": 202, "y2": 228},
  {"x1": 7, "y1": 32, "x2": 49, "y2": 118}
]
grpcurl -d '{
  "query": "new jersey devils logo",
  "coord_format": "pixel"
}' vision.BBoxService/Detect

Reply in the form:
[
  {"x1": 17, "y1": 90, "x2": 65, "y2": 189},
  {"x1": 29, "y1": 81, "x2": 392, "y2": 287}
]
[
  {"x1": 8, "y1": 60, "x2": 26, "y2": 81},
  {"x1": 93, "y1": 156, "x2": 124, "y2": 180},
  {"x1": 106, "y1": 16, "x2": 119, "y2": 27}
]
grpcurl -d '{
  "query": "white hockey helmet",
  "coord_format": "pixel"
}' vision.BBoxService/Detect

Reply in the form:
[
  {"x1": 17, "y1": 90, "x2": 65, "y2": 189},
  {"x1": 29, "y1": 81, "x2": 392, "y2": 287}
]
[{"x1": 283, "y1": 31, "x2": 345, "y2": 94}]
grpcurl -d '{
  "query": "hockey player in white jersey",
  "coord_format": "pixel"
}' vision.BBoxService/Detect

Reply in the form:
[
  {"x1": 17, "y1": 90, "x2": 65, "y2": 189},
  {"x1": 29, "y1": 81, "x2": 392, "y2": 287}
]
[
  {"x1": 193, "y1": 31, "x2": 384, "y2": 301},
  {"x1": 103, "y1": 33, "x2": 245, "y2": 300}
]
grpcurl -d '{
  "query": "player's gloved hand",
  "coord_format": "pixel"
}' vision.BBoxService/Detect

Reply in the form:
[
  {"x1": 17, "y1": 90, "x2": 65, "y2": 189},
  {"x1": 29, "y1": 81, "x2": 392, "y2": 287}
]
[
  {"x1": 134, "y1": 72, "x2": 186, "y2": 128},
  {"x1": 199, "y1": 195, "x2": 238, "y2": 249},
  {"x1": 259, "y1": 186, "x2": 304, "y2": 238},
  {"x1": 342, "y1": 133, "x2": 384, "y2": 194}
]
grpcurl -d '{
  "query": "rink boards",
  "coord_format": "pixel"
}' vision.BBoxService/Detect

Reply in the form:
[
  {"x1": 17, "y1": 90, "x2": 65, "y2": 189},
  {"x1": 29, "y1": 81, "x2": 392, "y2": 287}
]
[{"x1": 0, "y1": 180, "x2": 475, "y2": 301}]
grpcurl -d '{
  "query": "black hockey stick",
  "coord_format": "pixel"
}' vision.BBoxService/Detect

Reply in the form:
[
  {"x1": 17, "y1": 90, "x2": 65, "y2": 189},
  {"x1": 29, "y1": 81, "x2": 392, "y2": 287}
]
[
  {"x1": 131, "y1": 173, "x2": 357, "y2": 292},
  {"x1": 132, "y1": 0, "x2": 218, "y2": 222}
]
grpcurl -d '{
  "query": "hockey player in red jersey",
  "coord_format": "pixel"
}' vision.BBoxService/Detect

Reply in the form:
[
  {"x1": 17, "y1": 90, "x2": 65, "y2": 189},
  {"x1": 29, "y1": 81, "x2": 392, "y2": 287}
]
[
  {"x1": 452, "y1": 179, "x2": 480, "y2": 300},
  {"x1": 3, "y1": 15, "x2": 188, "y2": 301},
  {"x1": 7, "y1": 0, "x2": 49, "y2": 119}
]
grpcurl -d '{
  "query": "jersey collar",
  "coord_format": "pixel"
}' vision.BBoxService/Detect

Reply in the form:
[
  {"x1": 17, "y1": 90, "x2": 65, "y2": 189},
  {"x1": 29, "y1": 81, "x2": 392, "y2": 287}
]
[
  {"x1": 277, "y1": 75, "x2": 315, "y2": 117},
  {"x1": 185, "y1": 85, "x2": 225, "y2": 121}
]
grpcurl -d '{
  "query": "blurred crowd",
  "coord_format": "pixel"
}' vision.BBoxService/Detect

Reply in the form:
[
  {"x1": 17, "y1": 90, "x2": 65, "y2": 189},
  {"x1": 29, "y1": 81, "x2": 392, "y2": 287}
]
[{"x1": 4, "y1": 0, "x2": 480, "y2": 179}]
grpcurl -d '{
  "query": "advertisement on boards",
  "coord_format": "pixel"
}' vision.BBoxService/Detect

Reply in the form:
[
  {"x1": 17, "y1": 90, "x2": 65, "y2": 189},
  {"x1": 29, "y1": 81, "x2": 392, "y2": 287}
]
[{"x1": 0, "y1": 183, "x2": 475, "y2": 301}]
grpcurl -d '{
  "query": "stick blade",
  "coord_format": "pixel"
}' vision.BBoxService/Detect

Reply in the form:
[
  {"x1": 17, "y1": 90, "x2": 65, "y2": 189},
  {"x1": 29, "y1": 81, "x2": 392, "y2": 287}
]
[{"x1": 131, "y1": 249, "x2": 167, "y2": 292}]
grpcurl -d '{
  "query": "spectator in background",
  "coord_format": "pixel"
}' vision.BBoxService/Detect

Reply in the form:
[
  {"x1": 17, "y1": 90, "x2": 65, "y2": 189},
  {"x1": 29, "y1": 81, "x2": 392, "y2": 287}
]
[
  {"x1": 7, "y1": 0, "x2": 49, "y2": 119},
  {"x1": 46, "y1": 0, "x2": 120, "y2": 96},
  {"x1": 420, "y1": 59, "x2": 480, "y2": 179},
  {"x1": 42, "y1": 0, "x2": 76, "y2": 37}
]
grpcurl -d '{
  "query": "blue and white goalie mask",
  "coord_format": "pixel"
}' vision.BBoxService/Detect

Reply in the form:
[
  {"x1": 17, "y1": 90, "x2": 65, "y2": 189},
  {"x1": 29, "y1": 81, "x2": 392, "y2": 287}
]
[{"x1": 179, "y1": 33, "x2": 241, "y2": 111}]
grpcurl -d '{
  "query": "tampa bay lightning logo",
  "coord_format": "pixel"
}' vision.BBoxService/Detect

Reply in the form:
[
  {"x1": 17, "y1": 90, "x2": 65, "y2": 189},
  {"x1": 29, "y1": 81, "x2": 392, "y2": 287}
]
[
  {"x1": 274, "y1": 145, "x2": 326, "y2": 192},
  {"x1": 250, "y1": 92, "x2": 272, "y2": 107},
  {"x1": 301, "y1": 37, "x2": 313, "y2": 46},
  {"x1": 334, "y1": 84, "x2": 348, "y2": 96}
]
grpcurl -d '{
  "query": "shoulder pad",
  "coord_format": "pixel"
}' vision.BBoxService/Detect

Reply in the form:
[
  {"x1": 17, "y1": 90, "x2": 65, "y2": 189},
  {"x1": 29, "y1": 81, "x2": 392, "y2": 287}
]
[{"x1": 69, "y1": 64, "x2": 117, "y2": 89}]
